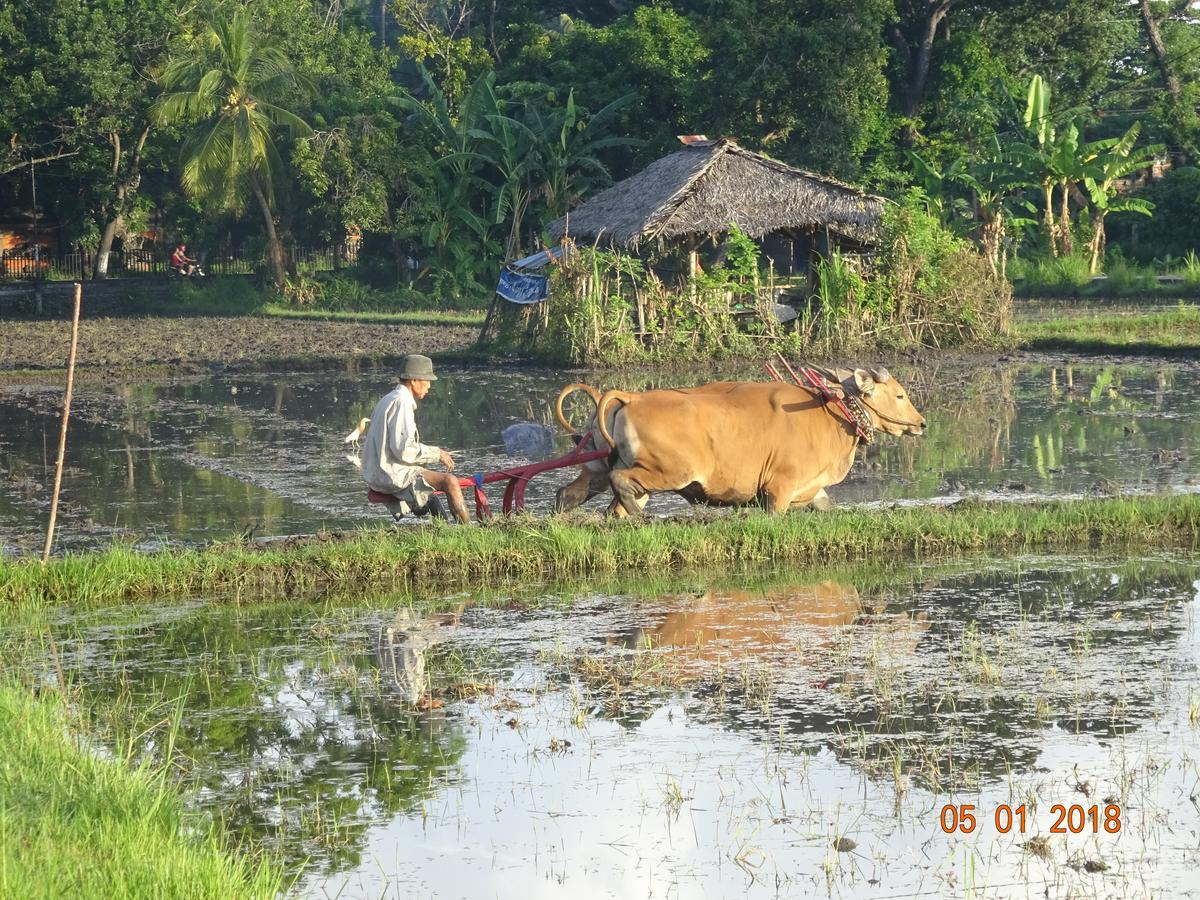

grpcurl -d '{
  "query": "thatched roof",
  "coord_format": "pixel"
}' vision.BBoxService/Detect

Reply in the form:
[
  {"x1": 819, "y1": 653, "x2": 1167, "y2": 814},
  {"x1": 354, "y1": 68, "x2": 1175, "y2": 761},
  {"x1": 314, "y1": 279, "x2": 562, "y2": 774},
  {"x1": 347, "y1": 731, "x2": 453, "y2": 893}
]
[{"x1": 546, "y1": 139, "x2": 886, "y2": 249}]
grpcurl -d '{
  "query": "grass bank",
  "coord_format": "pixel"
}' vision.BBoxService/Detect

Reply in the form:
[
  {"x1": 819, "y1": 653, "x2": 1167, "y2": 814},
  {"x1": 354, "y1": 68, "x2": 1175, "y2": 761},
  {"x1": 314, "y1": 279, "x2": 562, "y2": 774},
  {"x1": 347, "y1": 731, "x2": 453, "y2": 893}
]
[
  {"x1": 3, "y1": 494, "x2": 1198, "y2": 608},
  {"x1": 1015, "y1": 305, "x2": 1200, "y2": 355},
  {"x1": 0, "y1": 683, "x2": 281, "y2": 900},
  {"x1": 256, "y1": 303, "x2": 483, "y2": 327}
]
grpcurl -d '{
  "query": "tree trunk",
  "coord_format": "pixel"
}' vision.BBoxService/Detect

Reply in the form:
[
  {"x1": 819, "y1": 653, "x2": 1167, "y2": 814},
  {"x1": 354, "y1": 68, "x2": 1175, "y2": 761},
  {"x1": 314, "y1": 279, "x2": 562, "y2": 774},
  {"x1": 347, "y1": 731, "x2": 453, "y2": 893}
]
[
  {"x1": 1057, "y1": 182, "x2": 1073, "y2": 257},
  {"x1": 93, "y1": 127, "x2": 149, "y2": 280},
  {"x1": 1089, "y1": 215, "x2": 1107, "y2": 274},
  {"x1": 1139, "y1": 0, "x2": 1182, "y2": 98},
  {"x1": 94, "y1": 214, "x2": 122, "y2": 278},
  {"x1": 886, "y1": 1, "x2": 954, "y2": 147},
  {"x1": 251, "y1": 176, "x2": 287, "y2": 285},
  {"x1": 980, "y1": 214, "x2": 1001, "y2": 278},
  {"x1": 1042, "y1": 181, "x2": 1058, "y2": 257}
]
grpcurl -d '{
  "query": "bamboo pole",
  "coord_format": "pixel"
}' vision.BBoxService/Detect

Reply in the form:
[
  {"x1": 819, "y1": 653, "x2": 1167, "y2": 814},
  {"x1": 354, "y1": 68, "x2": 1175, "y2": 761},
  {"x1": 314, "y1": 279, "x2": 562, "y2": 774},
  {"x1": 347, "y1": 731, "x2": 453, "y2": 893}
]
[{"x1": 42, "y1": 282, "x2": 82, "y2": 563}]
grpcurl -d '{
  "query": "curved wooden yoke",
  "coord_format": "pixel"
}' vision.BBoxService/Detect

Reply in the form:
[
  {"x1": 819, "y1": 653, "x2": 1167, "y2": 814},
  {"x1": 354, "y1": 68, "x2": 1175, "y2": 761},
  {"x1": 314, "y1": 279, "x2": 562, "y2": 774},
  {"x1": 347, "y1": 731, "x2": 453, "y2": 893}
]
[{"x1": 368, "y1": 435, "x2": 610, "y2": 521}]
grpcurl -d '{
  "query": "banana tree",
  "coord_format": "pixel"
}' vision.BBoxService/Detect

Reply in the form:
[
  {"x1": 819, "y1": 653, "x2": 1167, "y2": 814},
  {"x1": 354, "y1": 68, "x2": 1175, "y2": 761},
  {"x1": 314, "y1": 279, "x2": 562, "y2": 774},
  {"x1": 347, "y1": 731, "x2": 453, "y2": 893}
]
[
  {"x1": 395, "y1": 69, "x2": 503, "y2": 281},
  {"x1": 905, "y1": 150, "x2": 972, "y2": 227},
  {"x1": 958, "y1": 150, "x2": 1036, "y2": 279},
  {"x1": 1022, "y1": 75, "x2": 1060, "y2": 256},
  {"x1": 470, "y1": 97, "x2": 543, "y2": 260},
  {"x1": 527, "y1": 90, "x2": 641, "y2": 220},
  {"x1": 1045, "y1": 122, "x2": 1099, "y2": 258},
  {"x1": 1081, "y1": 122, "x2": 1162, "y2": 272}
]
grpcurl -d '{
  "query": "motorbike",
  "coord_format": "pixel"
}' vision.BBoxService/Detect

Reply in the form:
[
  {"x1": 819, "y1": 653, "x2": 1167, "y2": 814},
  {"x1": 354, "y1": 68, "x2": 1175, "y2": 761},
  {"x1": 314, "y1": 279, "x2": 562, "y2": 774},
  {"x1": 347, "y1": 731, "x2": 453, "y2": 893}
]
[{"x1": 168, "y1": 261, "x2": 206, "y2": 278}]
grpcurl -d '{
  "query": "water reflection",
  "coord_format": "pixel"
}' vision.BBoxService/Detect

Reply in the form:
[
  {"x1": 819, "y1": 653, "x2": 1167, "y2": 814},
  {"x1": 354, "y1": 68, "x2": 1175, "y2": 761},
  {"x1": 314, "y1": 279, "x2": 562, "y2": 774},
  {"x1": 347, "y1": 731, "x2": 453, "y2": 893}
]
[
  {"x1": 4, "y1": 557, "x2": 1196, "y2": 896},
  {"x1": 376, "y1": 604, "x2": 465, "y2": 705},
  {"x1": 2, "y1": 360, "x2": 1200, "y2": 551}
]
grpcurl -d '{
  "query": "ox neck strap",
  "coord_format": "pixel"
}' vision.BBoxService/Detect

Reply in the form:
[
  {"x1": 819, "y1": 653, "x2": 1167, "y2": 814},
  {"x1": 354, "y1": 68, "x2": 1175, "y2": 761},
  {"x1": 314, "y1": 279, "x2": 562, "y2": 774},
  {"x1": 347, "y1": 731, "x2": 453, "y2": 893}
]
[{"x1": 845, "y1": 394, "x2": 875, "y2": 446}]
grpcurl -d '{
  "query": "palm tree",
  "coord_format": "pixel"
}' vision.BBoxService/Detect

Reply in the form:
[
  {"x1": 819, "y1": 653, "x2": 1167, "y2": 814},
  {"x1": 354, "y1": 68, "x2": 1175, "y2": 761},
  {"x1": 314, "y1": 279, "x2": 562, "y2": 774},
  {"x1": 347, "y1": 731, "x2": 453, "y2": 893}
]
[{"x1": 154, "y1": 6, "x2": 311, "y2": 284}]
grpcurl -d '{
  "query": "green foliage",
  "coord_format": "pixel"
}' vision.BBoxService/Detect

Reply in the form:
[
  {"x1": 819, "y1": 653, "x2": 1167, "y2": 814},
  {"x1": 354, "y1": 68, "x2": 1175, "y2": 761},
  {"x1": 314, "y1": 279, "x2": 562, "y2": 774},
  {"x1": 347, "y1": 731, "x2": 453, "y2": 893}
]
[
  {"x1": 1010, "y1": 255, "x2": 1092, "y2": 294},
  {"x1": 154, "y1": 6, "x2": 312, "y2": 213},
  {"x1": 529, "y1": 196, "x2": 1006, "y2": 365},
  {"x1": 529, "y1": 245, "x2": 779, "y2": 365},
  {"x1": 0, "y1": 683, "x2": 281, "y2": 899},
  {"x1": 833, "y1": 197, "x2": 1011, "y2": 350},
  {"x1": 1109, "y1": 167, "x2": 1200, "y2": 263},
  {"x1": 721, "y1": 223, "x2": 760, "y2": 283}
]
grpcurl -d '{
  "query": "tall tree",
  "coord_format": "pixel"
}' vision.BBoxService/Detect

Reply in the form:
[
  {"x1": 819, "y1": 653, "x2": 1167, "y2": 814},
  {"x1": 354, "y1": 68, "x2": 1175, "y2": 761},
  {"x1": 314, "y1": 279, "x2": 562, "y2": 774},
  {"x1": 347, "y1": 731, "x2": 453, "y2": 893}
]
[
  {"x1": 1139, "y1": 0, "x2": 1186, "y2": 98},
  {"x1": 1137, "y1": 0, "x2": 1198, "y2": 164},
  {"x1": 0, "y1": 0, "x2": 177, "y2": 277},
  {"x1": 886, "y1": 0, "x2": 955, "y2": 147},
  {"x1": 154, "y1": 6, "x2": 312, "y2": 284}
]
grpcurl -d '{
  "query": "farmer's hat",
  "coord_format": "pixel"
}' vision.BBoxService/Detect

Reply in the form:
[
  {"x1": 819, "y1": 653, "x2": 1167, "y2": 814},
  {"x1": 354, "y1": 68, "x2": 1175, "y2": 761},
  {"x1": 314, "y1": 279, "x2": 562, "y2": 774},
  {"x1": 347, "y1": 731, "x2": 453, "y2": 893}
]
[{"x1": 399, "y1": 353, "x2": 437, "y2": 381}]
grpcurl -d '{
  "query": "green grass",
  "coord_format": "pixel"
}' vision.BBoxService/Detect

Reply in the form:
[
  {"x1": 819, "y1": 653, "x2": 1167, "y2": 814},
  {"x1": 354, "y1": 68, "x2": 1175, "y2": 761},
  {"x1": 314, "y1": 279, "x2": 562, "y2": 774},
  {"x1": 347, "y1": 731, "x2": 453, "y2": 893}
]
[
  {"x1": 3, "y1": 494, "x2": 1199, "y2": 608},
  {"x1": 1011, "y1": 255, "x2": 1200, "y2": 299},
  {"x1": 114, "y1": 279, "x2": 486, "y2": 326},
  {"x1": 0, "y1": 683, "x2": 282, "y2": 900},
  {"x1": 1015, "y1": 304, "x2": 1200, "y2": 354},
  {"x1": 256, "y1": 303, "x2": 484, "y2": 327}
]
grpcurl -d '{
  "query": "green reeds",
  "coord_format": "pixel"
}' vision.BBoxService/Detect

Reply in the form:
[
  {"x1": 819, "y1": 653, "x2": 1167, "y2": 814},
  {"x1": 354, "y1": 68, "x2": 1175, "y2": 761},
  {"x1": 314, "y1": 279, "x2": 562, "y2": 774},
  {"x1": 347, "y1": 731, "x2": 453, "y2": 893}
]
[
  {"x1": 1016, "y1": 303, "x2": 1200, "y2": 354},
  {"x1": 3, "y1": 494, "x2": 1199, "y2": 608},
  {"x1": 0, "y1": 683, "x2": 283, "y2": 900}
]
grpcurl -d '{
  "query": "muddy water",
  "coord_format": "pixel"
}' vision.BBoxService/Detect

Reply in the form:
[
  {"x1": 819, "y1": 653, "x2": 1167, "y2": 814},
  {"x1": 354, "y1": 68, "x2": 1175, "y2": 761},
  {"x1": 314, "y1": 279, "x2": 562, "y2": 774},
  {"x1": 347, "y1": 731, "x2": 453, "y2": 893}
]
[
  {"x1": 3, "y1": 556, "x2": 1197, "y2": 898},
  {"x1": 2, "y1": 359, "x2": 1199, "y2": 552}
]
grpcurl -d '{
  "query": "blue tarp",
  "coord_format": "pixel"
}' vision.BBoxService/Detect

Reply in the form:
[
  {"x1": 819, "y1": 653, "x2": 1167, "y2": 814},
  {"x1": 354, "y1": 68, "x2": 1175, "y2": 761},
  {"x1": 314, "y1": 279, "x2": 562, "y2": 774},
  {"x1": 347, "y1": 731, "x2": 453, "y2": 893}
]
[
  {"x1": 496, "y1": 268, "x2": 550, "y2": 304},
  {"x1": 496, "y1": 245, "x2": 567, "y2": 303}
]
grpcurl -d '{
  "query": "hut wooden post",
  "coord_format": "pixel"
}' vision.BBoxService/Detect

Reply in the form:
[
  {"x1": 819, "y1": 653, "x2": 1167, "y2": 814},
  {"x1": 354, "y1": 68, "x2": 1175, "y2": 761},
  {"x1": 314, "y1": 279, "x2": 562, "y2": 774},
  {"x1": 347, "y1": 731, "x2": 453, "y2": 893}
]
[{"x1": 42, "y1": 283, "x2": 82, "y2": 563}]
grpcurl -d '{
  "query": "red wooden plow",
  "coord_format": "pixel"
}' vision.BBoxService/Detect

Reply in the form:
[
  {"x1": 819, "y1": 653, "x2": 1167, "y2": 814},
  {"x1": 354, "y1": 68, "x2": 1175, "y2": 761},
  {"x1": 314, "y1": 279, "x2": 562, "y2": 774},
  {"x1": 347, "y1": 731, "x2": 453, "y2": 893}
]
[{"x1": 368, "y1": 434, "x2": 609, "y2": 521}]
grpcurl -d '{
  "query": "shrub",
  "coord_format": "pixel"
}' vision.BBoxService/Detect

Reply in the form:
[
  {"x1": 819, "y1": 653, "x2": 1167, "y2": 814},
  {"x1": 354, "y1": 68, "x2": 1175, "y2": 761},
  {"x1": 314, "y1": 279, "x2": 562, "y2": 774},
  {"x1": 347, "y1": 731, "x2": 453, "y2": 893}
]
[{"x1": 1011, "y1": 255, "x2": 1092, "y2": 296}]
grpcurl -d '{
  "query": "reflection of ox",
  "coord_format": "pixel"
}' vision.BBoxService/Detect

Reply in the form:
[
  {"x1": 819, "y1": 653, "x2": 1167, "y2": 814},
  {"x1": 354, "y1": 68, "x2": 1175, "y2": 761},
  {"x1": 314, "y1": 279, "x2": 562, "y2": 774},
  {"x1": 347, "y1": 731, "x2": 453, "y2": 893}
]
[
  {"x1": 618, "y1": 581, "x2": 929, "y2": 669},
  {"x1": 595, "y1": 369, "x2": 926, "y2": 516}
]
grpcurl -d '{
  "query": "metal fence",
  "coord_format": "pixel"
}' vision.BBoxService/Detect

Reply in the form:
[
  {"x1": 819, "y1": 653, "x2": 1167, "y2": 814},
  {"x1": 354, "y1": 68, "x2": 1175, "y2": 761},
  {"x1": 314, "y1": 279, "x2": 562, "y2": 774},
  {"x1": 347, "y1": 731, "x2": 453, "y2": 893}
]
[{"x1": 0, "y1": 243, "x2": 359, "y2": 281}]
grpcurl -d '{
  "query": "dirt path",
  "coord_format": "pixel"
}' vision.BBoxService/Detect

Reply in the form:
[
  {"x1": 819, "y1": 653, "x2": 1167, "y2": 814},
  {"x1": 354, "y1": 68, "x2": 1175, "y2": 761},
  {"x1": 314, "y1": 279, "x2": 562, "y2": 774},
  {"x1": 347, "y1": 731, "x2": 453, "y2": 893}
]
[{"x1": 0, "y1": 315, "x2": 479, "y2": 374}]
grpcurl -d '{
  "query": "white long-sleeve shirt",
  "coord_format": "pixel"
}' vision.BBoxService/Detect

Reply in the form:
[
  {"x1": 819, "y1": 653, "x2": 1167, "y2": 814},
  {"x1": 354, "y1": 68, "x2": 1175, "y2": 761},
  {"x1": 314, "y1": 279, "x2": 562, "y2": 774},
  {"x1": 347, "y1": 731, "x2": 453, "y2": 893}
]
[{"x1": 360, "y1": 384, "x2": 441, "y2": 494}]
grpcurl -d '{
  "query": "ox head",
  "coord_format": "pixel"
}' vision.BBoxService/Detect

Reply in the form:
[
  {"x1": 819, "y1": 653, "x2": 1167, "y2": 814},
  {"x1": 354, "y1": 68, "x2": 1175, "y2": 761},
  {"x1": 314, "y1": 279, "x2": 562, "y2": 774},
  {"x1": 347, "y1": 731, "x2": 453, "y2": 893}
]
[{"x1": 845, "y1": 367, "x2": 926, "y2": 437}]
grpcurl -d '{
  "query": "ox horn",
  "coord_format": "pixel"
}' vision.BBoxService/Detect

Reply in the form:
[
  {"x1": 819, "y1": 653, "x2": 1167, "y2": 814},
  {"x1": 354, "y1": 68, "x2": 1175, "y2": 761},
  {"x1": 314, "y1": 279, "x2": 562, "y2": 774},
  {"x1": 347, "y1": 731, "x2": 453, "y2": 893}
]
[{"x1": 870, "y1": 367, "x2": 891, "y2": 383}]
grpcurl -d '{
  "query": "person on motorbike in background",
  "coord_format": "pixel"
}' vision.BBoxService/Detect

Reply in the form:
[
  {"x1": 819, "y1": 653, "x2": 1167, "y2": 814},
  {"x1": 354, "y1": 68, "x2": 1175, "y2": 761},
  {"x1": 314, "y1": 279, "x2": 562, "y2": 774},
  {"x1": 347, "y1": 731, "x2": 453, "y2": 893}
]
[{"x1": 170, "y1": 243, "x2": 198, "y2": 276}]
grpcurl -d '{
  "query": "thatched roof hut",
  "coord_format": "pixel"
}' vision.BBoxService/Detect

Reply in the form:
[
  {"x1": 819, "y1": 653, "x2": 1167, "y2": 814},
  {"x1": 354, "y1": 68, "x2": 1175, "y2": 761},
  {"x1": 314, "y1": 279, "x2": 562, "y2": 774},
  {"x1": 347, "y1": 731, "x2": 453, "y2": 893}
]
[{"x1": 546, "y1": 138, "x2": 886, "y2": 250}]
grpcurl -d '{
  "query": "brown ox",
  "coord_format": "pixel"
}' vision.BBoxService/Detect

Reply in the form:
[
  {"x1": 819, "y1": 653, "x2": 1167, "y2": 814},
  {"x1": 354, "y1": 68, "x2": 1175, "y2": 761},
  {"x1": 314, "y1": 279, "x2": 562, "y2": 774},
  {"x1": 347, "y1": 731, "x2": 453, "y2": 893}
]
[
  {"x1": 552, "y1": 381, "x2": 740, "y2": 513},
  {"x1": 553, "y1": 382, "x2": 614, "y2": 513},
  {"x1": 595, "y1": 368, "x2": 926, "y2": 515},
  {"x1": 614, "y1": 581, "x2": 930, "y2": 677}
]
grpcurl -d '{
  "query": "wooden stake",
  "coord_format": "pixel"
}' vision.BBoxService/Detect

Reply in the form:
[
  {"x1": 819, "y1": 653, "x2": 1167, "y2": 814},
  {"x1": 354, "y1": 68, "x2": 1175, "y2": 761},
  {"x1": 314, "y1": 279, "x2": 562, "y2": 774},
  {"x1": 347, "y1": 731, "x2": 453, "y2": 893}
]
[{"x1": 42, "y1": 282, "x2": 82, "y2": 563}]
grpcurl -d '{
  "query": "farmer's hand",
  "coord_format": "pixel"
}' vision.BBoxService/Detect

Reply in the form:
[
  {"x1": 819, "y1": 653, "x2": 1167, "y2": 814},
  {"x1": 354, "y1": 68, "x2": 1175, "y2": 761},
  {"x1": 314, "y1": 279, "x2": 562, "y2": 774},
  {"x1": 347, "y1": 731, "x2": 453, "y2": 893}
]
[{"x1": 439, "y1": 448, "x2": 456, "y2": 472}]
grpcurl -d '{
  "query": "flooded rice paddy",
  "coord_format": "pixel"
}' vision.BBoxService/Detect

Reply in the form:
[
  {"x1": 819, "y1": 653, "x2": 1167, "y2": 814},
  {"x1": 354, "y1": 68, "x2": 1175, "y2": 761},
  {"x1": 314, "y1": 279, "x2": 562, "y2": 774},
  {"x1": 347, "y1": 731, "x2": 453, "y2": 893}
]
[
  {"x1": 3, "y1": 556, "x2": 1198, "y2": 898},
  {"x1": 2, "y1": 358, "x2": 1199, "y2": 553}
]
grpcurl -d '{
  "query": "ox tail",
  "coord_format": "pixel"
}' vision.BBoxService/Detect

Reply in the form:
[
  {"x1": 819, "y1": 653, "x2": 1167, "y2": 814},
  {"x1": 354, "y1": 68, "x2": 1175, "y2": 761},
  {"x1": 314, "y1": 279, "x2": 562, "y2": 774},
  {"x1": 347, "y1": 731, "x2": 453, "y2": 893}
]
[
  {"x1": 554, "y1": 382, "x2": 602, "y2": 435},
  {"x1": 596, "y1": 389, "x2": 635, "y2": 452}
]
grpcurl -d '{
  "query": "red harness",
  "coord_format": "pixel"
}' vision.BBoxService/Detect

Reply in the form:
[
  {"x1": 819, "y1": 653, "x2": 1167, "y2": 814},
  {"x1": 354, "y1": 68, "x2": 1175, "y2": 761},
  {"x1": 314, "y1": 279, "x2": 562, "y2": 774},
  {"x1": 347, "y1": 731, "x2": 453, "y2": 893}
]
[
  {"x1": 368, "y1": 432, "x2": 609, "y2": 520},
  {"x1": 766, "y1": 351, "x2": 871, "y2": 443}
]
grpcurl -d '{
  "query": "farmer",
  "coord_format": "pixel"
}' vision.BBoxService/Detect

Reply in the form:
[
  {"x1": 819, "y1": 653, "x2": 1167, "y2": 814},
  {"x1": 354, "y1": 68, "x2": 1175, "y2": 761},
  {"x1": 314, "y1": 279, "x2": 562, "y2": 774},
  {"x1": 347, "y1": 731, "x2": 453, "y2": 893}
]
[{"x1": 360, "y1": 354, "x2": 470, "y2": 525}]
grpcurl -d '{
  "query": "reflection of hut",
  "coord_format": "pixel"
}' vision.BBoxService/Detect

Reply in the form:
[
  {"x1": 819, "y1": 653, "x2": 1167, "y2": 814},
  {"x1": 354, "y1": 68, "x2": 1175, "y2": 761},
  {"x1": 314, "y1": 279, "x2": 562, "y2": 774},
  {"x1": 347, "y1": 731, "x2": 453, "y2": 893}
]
[{"x1": 546, "y1": 138, "x2": 886, "y2": 278}]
